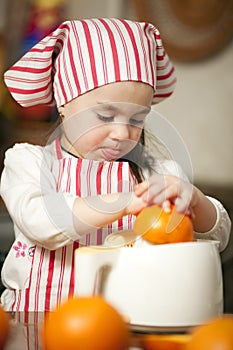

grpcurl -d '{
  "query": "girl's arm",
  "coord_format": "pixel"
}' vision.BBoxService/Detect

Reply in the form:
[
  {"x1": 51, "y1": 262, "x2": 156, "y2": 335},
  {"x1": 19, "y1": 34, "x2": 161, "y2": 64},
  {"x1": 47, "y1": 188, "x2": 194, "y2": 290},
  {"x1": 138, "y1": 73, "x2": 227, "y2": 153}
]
[
  {"x1": 189, "y1": 187, "x2": 217, "y2": 233},
  {"x1": 72, "y1": 191, "x2": 145, "y2": 235},
  {"x1": 0, "y1": 143, "x2": 145, "y2": 250}
]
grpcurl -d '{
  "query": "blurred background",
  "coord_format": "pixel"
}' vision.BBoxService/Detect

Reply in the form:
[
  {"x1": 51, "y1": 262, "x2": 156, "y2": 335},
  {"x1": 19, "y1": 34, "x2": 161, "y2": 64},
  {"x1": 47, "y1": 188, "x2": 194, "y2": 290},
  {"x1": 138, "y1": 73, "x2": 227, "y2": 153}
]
[{"x1": 0, "y1": 0, "x2": 233, "y2": 310}]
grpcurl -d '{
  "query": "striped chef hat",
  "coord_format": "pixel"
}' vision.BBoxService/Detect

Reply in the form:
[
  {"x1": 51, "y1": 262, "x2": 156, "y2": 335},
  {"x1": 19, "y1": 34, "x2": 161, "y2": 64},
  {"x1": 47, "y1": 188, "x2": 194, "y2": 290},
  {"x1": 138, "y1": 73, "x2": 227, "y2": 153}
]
[{"x1": 4, "y1": 18, "x2": 176, "y2": 107}]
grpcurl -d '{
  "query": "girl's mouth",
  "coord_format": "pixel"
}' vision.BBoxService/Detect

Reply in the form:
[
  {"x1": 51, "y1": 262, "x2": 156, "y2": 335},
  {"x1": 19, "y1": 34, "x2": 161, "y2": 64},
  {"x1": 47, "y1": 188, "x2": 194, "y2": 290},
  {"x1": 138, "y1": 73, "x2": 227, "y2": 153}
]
[{"x1": 101, "y1": 148, "x2": 122, "y2": 160}]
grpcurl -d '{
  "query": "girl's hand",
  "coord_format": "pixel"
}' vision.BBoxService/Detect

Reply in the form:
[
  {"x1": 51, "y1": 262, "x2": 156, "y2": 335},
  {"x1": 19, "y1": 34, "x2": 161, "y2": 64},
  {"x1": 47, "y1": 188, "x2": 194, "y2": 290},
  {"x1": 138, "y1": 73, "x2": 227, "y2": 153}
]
[
  {"x1": 124, "y1": 192, "x2": 149, "y2": 216},
  {"x1": 134, "y1": 174, "x2": 200, "y2": 216}
]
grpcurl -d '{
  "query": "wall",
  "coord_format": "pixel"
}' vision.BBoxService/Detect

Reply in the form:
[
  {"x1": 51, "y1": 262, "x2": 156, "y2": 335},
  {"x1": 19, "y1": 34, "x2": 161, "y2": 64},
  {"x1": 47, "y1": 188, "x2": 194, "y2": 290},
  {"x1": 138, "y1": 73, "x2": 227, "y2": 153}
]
[
  {"x1": 66, "y1": 0, "x2": 125, "y2": 19},
  {"x1": 154, "y1": 41, "x2": 233, "y2": 186}
]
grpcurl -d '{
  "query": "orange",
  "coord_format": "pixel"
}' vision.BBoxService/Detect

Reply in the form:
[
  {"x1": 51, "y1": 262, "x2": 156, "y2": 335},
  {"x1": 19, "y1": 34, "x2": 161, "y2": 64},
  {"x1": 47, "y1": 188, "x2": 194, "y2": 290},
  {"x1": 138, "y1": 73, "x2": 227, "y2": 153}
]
[
  {"x1": 0, "y1": 304, "x2": 10, "y2": 350},
  {"x1": 185, "y1": 315, "x2": 233, "y2": 350},
  {"x1": 133, "y1": 204, "x2": 194, "y2": 244},
  {"x1": 42, "y1": 296, "x2": 129, "y2": 350},
  {"x1": 141, "y1": 334, "x2": 191, "y2": 350}
]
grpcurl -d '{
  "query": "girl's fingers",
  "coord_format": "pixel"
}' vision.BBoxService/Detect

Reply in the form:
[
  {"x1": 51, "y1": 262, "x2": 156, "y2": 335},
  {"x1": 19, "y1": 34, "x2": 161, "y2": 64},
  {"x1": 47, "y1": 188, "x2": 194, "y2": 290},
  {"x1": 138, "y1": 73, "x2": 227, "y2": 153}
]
[
  {"x1": 134, "y1": 175, "x2": 195, "y2": 218},
  {"x1": 125, "y1": 192, "x2": 148, "y2": 215},
  {"x1": 162, "y1": 200, "x2": 172, "y2": 213},
  {"x1": 134, "y1": 180, "x2": 149, "y2": 196},
  {"x1": 143, "y1": 182, "x2": 178, "y2": 204},
  {"x1": 174, "y1": 198, "x2": 189, "y2": 214},
  {"x1": 134, "y1": 174, "x2": 166, "y2": 196}
]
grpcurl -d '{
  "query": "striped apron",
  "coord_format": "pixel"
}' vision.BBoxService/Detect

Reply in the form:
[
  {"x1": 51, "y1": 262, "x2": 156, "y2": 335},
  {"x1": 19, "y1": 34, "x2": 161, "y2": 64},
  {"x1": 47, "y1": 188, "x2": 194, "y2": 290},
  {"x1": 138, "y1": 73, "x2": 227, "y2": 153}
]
[{"x1": 3, "y1": 138, "x2": 135, "y2": 312}]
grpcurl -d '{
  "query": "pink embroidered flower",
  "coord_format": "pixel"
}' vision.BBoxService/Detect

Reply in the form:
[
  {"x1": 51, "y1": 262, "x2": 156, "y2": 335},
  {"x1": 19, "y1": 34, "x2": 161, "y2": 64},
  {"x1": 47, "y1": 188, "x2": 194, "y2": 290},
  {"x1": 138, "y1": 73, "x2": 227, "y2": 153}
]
[{"x1": 13, "y1": 241, "x2": 27, "y2": 258}]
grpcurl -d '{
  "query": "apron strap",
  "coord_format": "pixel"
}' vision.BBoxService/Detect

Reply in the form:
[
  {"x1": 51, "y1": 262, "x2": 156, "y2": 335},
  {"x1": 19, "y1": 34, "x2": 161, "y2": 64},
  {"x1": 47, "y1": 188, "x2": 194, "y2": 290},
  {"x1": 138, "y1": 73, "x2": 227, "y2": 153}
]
[{"x1": 55, "y1": 138, "x2": 63, "y2": 160}]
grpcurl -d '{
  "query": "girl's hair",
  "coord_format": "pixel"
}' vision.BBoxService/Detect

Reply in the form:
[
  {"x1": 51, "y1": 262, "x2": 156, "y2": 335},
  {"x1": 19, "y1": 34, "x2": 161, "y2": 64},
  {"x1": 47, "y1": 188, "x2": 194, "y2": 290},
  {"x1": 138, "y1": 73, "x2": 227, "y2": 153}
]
[
  {"x1": 120, "y1": 130, "x2": 154, "y2": 183},
  {"x1": 121, "y1": 126, "x2": 172, "y2": 183}
]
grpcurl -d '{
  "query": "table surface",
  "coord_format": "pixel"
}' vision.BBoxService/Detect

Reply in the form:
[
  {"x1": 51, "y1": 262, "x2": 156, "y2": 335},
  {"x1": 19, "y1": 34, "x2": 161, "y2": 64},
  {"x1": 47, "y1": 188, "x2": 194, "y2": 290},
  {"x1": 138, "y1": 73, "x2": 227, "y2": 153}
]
[{"x1": 5, "y1": 312, "x2": 143, "y2": 350}]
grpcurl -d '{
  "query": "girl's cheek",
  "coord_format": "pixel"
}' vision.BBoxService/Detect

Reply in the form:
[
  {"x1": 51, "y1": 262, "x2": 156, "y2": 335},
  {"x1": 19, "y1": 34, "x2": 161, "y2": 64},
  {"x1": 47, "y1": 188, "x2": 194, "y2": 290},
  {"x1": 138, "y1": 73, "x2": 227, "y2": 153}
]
[{"x1": 135, "y1": 128, "x2": 144, "y2": 139}]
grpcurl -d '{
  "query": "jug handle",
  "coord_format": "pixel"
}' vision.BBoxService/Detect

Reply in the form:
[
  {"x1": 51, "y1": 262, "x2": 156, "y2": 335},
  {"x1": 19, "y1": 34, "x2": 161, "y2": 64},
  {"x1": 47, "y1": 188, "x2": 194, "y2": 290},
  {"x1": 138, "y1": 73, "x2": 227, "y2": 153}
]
[{"x1": 93, "y1": 264, "x2": 112, "y2": 296}]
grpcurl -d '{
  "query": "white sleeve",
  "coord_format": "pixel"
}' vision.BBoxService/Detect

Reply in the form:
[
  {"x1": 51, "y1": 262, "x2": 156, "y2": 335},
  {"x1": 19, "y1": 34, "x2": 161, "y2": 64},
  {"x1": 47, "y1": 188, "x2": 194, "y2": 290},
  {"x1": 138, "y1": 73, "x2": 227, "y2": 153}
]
[
  {"x1": 0, "y1": 143, "x2": 81, "y2": 250},
  {"x1": 194, "y1": 196, "x2": 231, "y2": 252},
  {"x1": 153, "y1": 160, "x2": 231, "y2": 252}
]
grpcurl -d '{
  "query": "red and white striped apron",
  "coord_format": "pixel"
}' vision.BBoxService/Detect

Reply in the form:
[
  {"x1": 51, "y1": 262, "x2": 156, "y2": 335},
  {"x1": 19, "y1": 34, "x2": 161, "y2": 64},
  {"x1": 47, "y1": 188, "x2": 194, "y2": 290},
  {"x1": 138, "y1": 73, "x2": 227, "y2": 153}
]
[{"x1": 9, "y1": 138, "x2": 135, "y2": 312}]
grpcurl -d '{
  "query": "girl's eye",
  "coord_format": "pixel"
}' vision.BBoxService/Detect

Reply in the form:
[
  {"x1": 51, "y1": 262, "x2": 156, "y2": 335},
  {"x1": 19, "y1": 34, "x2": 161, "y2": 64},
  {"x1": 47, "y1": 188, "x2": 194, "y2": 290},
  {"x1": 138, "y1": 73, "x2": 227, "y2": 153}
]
[
  {"x1": 129, "y1": 118, "x2": 144, "y2": 126},
  {"x1": 97, "y1": 114, "x2": 114, "y2": 122}
]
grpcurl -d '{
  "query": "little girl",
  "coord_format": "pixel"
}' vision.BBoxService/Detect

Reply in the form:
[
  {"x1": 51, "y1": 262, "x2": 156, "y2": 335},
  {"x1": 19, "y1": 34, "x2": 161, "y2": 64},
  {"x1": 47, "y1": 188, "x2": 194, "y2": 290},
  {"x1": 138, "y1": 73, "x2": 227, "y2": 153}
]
[{"x1": 0, "y1": 18, "x2": 231, "y2": 312}]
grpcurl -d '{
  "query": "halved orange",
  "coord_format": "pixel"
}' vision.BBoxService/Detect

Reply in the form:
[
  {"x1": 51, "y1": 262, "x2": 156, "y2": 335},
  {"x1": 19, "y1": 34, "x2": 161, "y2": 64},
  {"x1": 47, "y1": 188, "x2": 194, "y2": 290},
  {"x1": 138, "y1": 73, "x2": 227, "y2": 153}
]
[{"x1": 133, "y1": 204, "x2": 194, "y2": 244}]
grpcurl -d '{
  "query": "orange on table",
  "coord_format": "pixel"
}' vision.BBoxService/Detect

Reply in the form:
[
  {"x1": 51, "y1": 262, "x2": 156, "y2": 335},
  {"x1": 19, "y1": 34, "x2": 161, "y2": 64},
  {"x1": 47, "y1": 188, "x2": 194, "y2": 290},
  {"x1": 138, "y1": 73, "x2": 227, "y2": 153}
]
[
  {"x1": 141, "y1": 334, "x2": 191, "y2": 350},
  {"x1": 133, "y1": 204, "x2": 194, "y2": 244},
  {"x1": 185, "y1": 314, "x2": 233, "y2": 350},
  {"x1": 41, "y1": 296, "x2": 129, "y2": 350},
  {"x1": 0, "y1": 304, "x2": 10, "y2": 350}
]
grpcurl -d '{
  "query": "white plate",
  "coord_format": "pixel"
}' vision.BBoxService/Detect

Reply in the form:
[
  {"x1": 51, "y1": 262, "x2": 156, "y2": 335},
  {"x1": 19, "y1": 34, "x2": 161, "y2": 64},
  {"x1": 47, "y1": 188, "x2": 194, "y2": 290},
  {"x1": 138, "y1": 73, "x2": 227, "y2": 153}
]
[{"x1": 130, "y1": 323, "x2": 193, "y2": 334}]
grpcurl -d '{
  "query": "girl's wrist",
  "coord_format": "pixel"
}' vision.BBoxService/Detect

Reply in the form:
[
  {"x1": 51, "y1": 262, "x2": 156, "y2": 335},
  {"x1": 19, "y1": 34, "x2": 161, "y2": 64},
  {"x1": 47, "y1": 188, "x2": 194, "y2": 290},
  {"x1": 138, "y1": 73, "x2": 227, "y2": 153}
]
[
  {"x1": 125, "y1": 192, "x2": 147, "y2": 216},
  {"x1": 190, "y1": 186, "x2": 202, "y2": 210},
  {"x1": 191, "y1": 188, "x2": 218, "y2": 232}
]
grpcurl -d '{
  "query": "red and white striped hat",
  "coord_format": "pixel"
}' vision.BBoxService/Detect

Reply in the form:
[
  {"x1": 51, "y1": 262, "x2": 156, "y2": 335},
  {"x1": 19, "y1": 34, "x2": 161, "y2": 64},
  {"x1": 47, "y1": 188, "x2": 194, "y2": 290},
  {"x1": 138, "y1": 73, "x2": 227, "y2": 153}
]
[{"x1": 4, "y1": 18, "x2": 176, "y2": 107}]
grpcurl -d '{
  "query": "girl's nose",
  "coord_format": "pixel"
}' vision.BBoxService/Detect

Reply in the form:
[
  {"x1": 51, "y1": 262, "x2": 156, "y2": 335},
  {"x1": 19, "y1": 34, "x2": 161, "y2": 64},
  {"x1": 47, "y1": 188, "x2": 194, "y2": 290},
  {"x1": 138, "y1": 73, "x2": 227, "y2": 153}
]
[{"x1": 110, "y1": 123, "x2": 130, "y2": 140}]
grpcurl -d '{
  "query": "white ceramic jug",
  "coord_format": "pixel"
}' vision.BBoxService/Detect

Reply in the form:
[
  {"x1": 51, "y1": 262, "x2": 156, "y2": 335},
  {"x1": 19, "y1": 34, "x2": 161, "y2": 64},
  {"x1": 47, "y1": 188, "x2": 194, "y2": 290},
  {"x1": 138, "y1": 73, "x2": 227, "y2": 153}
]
[{"x1": 74, "y1": 240, "x2": 223, "y2": 329}]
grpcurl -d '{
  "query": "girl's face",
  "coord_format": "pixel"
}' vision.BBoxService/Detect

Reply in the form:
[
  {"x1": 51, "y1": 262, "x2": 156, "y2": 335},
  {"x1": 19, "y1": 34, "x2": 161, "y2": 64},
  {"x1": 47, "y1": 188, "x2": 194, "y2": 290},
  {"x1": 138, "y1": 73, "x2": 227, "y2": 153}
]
[{"x1": 59, "y1": 81, "x2": 154, "y2": 161}]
